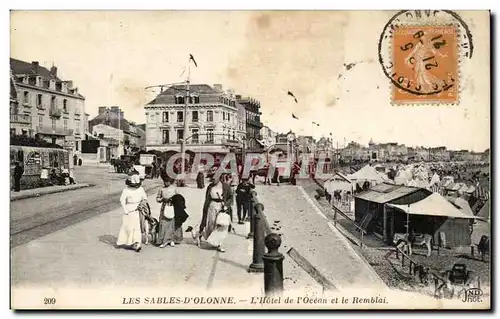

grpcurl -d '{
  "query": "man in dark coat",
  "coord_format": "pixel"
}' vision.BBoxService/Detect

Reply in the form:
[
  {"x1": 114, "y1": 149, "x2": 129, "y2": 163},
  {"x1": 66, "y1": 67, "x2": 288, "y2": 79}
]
[
  {"x1": 13, "y1": 162, "x2": 24, "y2": 192},
  {"x1": 235, "y1": 178, "x2": 255, "y2": 224}
]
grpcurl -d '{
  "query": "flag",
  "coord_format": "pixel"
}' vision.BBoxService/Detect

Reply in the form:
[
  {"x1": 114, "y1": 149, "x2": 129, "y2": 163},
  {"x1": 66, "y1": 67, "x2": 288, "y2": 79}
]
[
  {"x1": 189, "y1": 54, "x2": 198, "y2": 67},
  {"x1": 292, "y1": 113, "x2": 299, "y2": 119},
  {"x1": 287, "y1": 91, "x2": 298, "y2": 103}
]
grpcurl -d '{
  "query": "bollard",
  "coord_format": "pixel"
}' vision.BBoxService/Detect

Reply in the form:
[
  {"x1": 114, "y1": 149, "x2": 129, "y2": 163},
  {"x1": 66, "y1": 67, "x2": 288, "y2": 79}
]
[
  {"x1": 247, "y1": 198, "x2": 255, "y2": 239},
  {"x1": 248, "y1": 195, "x2": 265, "y2": 273},
  {"x1": 262, "y1": 233, "x2": 285, "y2": 296}
]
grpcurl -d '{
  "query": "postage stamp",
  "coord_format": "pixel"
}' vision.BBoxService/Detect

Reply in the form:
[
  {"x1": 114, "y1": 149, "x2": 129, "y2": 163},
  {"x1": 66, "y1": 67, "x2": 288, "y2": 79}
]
[{"x1": 378, "y1": 10, "x2": 474, "y2": 105}]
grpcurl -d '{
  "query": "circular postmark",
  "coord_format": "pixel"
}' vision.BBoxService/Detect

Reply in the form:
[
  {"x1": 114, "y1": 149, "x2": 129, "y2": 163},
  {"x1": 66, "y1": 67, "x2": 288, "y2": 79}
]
[{"x1": 378, "y1": 10, "x2": 473, "y2": 97}]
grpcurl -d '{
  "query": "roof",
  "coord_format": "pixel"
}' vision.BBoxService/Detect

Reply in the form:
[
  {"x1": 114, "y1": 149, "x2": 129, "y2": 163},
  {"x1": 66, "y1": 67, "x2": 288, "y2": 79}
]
[
  {"x1": 10, "y1": 58, "x2": 61, "y2": 81},
  {"x1": 348, "y1": 164, "x2": 388, "y2": 183},
  {"x1": 476, "y1": 199, "x2": 490, "y2": 221},
  {"x1": 89, "y1": 112, "x2": 131, "y2": 133},
  {"x1": 355, "y1": 183, "x2": 427, "y2": 204},
  {"x1": 445, "y1": 196, "x2": 474, "y2": 216},
  {"x1": 388, "y1": 193, "x2": 477, "y2": 219},
  {"x1": 147, "y1": 84, "x2": 219, "y2": 105}
]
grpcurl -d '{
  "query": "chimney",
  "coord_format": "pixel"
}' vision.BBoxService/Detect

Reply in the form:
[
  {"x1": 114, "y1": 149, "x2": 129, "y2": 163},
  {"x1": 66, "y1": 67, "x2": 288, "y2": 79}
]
[
  {"x1": 213, "y1": 84, "x2": 223, "y2": 92},
  {"x1": 65, "y1": 81, "x2": 73, "y2": 89},
  {"x1": 98, "y1": 106, "x2": 107, "y2": 115},
  {"x1": 50, "y1": 66, "x2": 58, "y2": 77},
  {"x1": 235, "y1": 94, "x2": 242, "y2": 100},
  {"x1": 111, "y1": 106, "x2": 119, "y2": 114},
  {"x1": 120, "y1": 111, "x2": 124, "y2": 119},
  {"x1": 31, "y1": 61, "x2": 39, "y2": 73}
]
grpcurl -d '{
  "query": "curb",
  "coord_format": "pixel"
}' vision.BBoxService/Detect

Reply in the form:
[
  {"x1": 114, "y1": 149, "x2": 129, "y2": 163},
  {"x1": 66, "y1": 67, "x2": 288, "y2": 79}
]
[{"x1": 10, "y1": 184, "x2": 93, "y2": 202}]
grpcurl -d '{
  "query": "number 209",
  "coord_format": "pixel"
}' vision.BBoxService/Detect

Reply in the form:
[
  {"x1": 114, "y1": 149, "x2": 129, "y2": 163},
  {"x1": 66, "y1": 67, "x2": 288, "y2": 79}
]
[{"x1": 44, "y1": 297, "x2": 56, "y2": 305}]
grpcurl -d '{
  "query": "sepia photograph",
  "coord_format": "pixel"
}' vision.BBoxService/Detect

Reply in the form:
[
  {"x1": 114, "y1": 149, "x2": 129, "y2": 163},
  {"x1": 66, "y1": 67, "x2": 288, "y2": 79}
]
[{"x1": 8, "y1": 8, "x2": 491, "y2": 310}]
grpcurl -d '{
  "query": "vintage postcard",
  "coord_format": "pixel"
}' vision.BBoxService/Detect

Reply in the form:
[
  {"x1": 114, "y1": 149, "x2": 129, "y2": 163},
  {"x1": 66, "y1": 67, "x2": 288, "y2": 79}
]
[{"x1": 9, "y1": 10, "x2": 490, "y2": 310}]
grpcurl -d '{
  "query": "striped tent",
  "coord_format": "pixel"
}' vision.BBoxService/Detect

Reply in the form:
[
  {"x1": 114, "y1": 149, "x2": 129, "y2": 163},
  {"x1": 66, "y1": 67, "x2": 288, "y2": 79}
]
[
  {"x1": 430, "y1": 184, "x2": 445, "y2": 195},
  {"x1": 473, "y1": 184, "x2": 490, "y2": 200}
]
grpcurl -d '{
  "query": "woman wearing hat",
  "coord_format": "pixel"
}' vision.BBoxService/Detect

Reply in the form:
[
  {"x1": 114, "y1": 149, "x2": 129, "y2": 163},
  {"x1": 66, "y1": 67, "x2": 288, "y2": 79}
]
[
  {"x1": 156, "y1": 173, "x2": 180, "y2": 248},
  {"x1": 194, "y1": 173, "x2": 233, "y2": 252},
  {"x1": 117, "y1": 174, "x2": 148, "y2": 252}
]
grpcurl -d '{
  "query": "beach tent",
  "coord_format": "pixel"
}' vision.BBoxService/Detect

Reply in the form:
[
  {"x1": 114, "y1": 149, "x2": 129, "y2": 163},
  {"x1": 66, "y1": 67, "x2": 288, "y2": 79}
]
[
  {"x1": 446, "y1": 196, "x2": 475, "y2": 217},
  {"x1": 476, "y1": 199, "x2": 490, "y2": 222},
  {"x1": 388, "y1": 193, "x2": 477, "y2": 219},
  {"x1": 348, "y1": 164, "x2": 388, "y2": 187}
]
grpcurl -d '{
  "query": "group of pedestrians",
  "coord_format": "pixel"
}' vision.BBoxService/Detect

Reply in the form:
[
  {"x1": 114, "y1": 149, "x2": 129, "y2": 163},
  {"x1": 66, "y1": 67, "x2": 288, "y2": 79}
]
[{"x1": 116, "y1": 169, "x2": 255, "y2": 254}]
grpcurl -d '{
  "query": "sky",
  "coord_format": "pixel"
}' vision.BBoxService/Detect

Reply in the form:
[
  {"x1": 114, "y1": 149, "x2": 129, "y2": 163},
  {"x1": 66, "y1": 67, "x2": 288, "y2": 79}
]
[{"x1": 10, "y1": 10, "x2": 490, "y2": 152}]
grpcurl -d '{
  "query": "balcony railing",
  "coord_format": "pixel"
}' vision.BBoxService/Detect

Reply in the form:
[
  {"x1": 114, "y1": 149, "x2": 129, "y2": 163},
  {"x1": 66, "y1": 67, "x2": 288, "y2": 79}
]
[
  {"x1": 10, "y1": 114, "x2": 31, "y2": 124},
  {"x1": 222, "y1": 138, "x2": 240, "y2": 146},
  {"x1": 49, "y1": 107, "x2": 62, "y2": 118},
  {"x1": 36, "y1": 125, "x2": 74, "y2": 136}
]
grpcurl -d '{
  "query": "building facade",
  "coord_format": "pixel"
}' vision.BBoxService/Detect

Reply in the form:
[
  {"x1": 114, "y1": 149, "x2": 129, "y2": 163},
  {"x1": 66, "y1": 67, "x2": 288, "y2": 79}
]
[
  {"x1": 10, "y1": 58, "x2": 86, "y2": 156},
  {"x1": 260, "y1": 125, "x2": 277, "y2": 149},
  {"x1": 89, "y1": 106, "x2": 142, "y2": 156},
  {"x1": 144, "y1": 84, "x2": 240, "y2": 154},
  {"x1": 236, "y1": 95, "x2": 264, "y2": 152}
]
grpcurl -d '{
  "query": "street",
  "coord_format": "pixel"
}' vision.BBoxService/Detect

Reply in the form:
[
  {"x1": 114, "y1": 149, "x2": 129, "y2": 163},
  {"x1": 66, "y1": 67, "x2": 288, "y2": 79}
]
[{"x1": 10, "y1": 165, "x2": 163, "y2": 248}]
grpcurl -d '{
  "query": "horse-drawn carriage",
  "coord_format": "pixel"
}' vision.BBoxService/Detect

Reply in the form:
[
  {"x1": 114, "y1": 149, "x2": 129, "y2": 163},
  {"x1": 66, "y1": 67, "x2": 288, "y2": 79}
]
[{"x1": 111, "y1": 155, "x2": 136, "y2": 174}]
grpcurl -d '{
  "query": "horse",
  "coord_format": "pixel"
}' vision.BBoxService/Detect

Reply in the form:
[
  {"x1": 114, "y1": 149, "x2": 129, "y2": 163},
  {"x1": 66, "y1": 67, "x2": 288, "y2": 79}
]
[
  {"x1": 477, "y1": 235, "x2": 490, "y2": 261},
  {"x1": 393, "y1": 232, "x2": 433, "y2": 257}
]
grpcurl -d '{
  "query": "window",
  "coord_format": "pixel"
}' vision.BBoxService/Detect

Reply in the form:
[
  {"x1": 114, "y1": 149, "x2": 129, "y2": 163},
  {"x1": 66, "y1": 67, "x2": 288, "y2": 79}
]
[
  {"x1": 227, "y1": 113, "x2": 230, "y2": 122},
  {"x1": 177, "y1": 111, "x2": 183, "y2": 123},
  {"x1": 177, "y1": 129, "x2": 184, "y2": 143},
  {"x1": 51, "y1": 96, "x2": 56, "y2": 108},
  {"x1": 23, "y1": 91, "x2": 29, "y2": 104},
  {"x1": 207, "y1": 129, "x2": 214, "y2": 143},
  {"x1": 63, "y1": 99, "x2": 68, "y2": 112},
  {"x1": 192, "y1": 129, "x2": 199, "y2": 143},
  {"x1": 63, "y1": 119, "x2": 68, "y2": 130},
  {"x1": 162, "y1": 112, "x2": 169, "y2": 123},
  {"x1": 37, "y1": 94, "x2": 42, "y2": 107},
  {"x1": 207, "y1": 110, "x2": 213, "y2": 122},
  {"x1": 232, "y1": 131, "x2": 235, "y2": 140},
  {"x1": 38, "y1": 115, "x2": 43, "y2": 129},
  {"x1": 162, "y1": 130, "x2": 170, "y2": 144},
  {"x1": 176, "y1": 96, "x2": 184, "y2": 104},
  {"x1": 192, "y1": 111, "x2": 198, "y2": 122},
  {"x1": 52, "y1": 118, "x2": 56, "y2": 130},
  {"x1": 194, "y1": 96, "x2": 200, "y2": 104},
  {"x1": 75, "y1": 141, "x2": 79, "y2": 151},
  {"x1": 10, "y1": 128, "x2": 15, "y2": 136}
]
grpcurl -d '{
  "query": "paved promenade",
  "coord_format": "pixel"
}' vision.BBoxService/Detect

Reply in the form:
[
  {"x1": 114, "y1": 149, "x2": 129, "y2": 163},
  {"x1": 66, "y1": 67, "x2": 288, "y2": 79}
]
[{"x1": 11, "y1": 183, "x2": 385, "y2": 304}]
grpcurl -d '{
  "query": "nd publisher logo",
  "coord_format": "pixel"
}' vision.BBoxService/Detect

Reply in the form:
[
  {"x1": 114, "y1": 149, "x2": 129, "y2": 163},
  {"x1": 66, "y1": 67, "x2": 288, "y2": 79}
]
[{"x1": 462, "y1": 288, "x2": 483, "y2": 303}]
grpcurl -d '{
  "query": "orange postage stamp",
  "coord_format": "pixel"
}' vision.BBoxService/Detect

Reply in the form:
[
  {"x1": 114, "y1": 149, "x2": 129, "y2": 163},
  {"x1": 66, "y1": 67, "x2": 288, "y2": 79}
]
[{"x1": 391, "y1": 25, "x2": 458, "y2": 104}]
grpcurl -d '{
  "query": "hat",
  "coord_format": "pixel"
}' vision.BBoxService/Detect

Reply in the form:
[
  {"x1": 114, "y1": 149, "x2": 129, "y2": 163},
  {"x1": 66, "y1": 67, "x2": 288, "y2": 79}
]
[{"x1": 127, "y1": 174, "x2": 142, "y2": 188}]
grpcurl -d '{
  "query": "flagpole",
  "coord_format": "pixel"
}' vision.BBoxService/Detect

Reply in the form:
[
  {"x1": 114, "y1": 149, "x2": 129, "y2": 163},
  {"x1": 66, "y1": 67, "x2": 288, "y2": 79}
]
[{"x1": 180, "y1": 59, "x2": 190, "y2": 180}]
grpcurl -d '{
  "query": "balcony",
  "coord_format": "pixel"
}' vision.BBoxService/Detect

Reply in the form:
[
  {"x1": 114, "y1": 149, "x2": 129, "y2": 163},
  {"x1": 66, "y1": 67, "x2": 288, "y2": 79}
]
[
  {"x1": 36, "y1": 125, "x2": 74, "y2": 136},
  {"x1": 10, "y1": 114, "x2": 31, "y2": 124},
  {"x1": 49, "y1": 107, "x2": 62, "y2": 118},
  {"x1": 222, "y1": 138, "x2": 240, "y2": 146}
]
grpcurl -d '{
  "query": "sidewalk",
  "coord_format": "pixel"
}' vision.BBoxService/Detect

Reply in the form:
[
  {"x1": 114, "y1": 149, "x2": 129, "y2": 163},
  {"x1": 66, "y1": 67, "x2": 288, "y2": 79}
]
[
  {"x1": 11, "y1": 185, "x2": 266, "y2": 295},
  {"x1": 10, "y1": 183, "x2": 92, "y2": 201}
]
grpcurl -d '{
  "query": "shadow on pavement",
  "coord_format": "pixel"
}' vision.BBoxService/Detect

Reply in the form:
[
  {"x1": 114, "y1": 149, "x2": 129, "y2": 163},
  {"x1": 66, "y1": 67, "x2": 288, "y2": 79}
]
[
  {"x1": 218, "y1": 257, "x2": 248, "y2": 271},
  {"x1": 98, "y1": 234, "x2": 118, "y2": 247}
]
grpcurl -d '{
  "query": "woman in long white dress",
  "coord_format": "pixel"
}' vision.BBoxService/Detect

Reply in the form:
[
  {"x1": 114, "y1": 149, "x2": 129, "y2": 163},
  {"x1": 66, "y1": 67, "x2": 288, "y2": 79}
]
[
  {"x1": 196, "y1": 174, "x2": 232, "y2": 252},
  {"x1": 116, "y1": 174, "x2": 148, "y2": 252}
]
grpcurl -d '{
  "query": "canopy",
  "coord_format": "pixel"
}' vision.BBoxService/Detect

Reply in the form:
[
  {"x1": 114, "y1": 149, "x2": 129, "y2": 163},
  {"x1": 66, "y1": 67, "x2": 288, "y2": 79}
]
[
  {"x1": 446, "y1": 196, "x2": 474, "y2": 217},
  {"x1": 348, "y1": 164, "x2": 387, "y2": 183},
  {"x1": 387, "y1": 193, "x2": 477, "y2": 219}
]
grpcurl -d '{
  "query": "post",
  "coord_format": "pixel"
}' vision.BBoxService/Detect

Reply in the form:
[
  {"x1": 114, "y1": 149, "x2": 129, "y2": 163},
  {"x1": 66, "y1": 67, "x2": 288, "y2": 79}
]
[
  {"x1": 247, "y1": 193, "x2": 254, "y2": 239},
  {"x1": 180, "y1": 79, "x2": 190, "y2": 182},
  {"x1": 248, "y1": 192, "x2": 265, "y2": 273},
  {"x1": 262, "y1": 233, "x2": 285, "y2": 296},
  {"x1": 360, "y1": 230, "x2": 364, "y2": 248}
]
